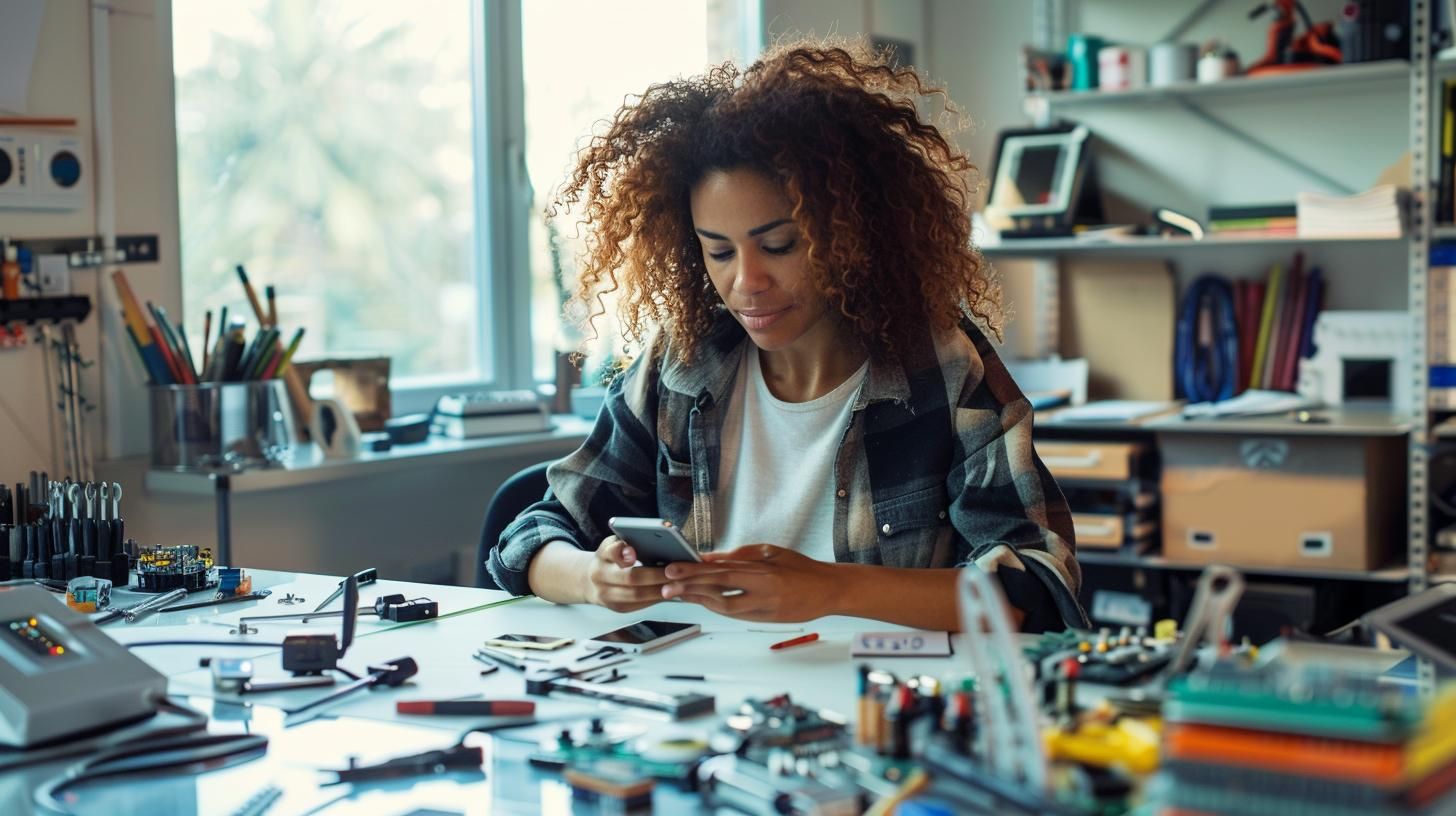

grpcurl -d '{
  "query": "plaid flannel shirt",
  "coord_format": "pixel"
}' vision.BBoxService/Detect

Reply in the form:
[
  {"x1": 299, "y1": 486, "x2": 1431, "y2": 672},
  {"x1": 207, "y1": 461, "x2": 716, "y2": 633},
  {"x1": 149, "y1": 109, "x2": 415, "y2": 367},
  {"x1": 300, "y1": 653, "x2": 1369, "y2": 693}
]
[{"x1": 490, "y1": 309, "x2": 1087, "y2": 631}]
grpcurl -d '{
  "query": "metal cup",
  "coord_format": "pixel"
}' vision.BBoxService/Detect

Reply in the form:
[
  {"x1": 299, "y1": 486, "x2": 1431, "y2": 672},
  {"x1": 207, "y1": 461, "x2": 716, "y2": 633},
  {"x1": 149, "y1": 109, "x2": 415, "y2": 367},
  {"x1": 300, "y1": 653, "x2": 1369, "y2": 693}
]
[{"x1": 149, "y1": 380, "x2": 296, "y2": 471}]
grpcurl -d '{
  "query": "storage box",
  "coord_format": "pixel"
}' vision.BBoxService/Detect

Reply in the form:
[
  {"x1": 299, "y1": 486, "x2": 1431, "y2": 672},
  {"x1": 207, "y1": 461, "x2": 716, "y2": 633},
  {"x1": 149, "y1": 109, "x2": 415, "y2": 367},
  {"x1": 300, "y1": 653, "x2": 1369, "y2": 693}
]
[
  {"x1": 1159, "y1": 432, "x2": 1405, "y2": 571},
  {"x1": 1037, "y1": 440, "x2": 1149, "y2": 482}
]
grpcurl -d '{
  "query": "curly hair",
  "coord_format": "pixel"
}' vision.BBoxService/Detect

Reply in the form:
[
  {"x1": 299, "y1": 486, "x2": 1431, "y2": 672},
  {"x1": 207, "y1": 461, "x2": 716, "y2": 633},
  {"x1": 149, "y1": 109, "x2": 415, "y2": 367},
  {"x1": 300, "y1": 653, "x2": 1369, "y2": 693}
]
[{"x1": 550, "y1": 37, "x2": 1000, "y2": 364}]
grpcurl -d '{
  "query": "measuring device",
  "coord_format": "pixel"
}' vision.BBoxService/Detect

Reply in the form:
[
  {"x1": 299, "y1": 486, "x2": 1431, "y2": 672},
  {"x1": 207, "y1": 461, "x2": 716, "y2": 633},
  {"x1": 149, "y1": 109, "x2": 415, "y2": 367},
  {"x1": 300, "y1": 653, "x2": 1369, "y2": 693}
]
[{"x1": 0, "y1": 584, "x2": 166, "y2": 747}]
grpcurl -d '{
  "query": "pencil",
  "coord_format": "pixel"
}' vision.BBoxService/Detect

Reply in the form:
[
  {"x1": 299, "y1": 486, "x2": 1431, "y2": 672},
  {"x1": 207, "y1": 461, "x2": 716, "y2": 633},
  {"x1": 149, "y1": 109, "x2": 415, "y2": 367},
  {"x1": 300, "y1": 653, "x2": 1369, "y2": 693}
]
[
  {"x1": 265, "y1": 285, "x2": 277, "y2": 328},
  {"x1": 110, "y1": 271, "x2": 153, "y2": 344},
  {"x1": 202, "y1": 309, "x2": 212, "y2": 372},
  {"x1": 235, "y1": 265, "x2": 267, "y2": 324},
  {"x1": 274, "y1": 328, "x2": 306, "y2": 376}
]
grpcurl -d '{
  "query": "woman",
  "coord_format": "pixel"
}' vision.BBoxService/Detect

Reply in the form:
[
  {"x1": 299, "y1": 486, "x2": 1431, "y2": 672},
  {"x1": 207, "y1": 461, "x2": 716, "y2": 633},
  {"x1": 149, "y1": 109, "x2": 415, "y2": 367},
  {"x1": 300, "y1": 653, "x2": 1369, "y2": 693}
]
[{"x1": 489, "y1": 40, "x2": 1085, "y2": 632}]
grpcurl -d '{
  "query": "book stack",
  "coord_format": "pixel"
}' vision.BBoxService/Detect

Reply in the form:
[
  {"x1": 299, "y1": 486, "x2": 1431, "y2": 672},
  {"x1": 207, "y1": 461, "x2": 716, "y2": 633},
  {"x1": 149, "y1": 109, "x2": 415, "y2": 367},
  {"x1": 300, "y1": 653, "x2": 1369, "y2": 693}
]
[
  {"x1": 1440, "y1": 78, "x2": 1455, "y2": 224},
  {"x1": 1296, "y1": 184, "x2": 1405, "y2": 239},
  {"x1": 1431, "y1": 244, "x2": 1456, "y2": 409},
  {"x1": 1234, "y1": 252, "x2": 1324, "y2": 394},
  {"x1": 431, "y1": 390, "x2": 552, "y2": 439},
  {"x1": 1207, "y1": 203, "x2": 1297, "y2": 239}
]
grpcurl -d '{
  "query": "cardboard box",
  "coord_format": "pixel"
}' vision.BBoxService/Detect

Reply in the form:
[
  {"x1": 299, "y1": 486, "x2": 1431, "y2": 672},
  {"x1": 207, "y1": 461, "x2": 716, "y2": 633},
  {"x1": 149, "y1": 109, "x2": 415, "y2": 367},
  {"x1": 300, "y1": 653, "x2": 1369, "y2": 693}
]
[{"x1": 1159, "y1": 433, "x2": 1405, "y2": 571}]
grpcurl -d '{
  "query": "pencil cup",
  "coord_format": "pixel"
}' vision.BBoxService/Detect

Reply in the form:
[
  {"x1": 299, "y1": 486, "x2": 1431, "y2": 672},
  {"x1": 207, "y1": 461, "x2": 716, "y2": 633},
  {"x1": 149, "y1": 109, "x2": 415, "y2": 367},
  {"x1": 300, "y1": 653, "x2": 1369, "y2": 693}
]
[{"x1": 149, "y1": 381, "x2": 296, "y2": 471}]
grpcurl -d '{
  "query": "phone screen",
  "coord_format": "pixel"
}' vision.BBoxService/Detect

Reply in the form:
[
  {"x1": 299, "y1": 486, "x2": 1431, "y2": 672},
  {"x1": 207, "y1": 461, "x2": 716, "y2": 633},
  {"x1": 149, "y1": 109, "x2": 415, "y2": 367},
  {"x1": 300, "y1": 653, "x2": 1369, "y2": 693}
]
[{"x1": 590, "y1": 620, "x2": 697, "y2": 646}]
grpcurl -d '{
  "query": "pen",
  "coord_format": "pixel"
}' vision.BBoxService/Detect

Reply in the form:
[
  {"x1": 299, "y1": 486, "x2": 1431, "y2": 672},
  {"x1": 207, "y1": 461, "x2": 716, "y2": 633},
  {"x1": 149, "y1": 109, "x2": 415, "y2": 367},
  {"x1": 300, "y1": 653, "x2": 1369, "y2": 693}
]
[
  {"x1": 396, "y1": 700, "x2": 535, "y2": 716},
  {"x1": 661, "y1": 673, "x2": 743, "y2": 682},
  {"x1": 770, "y1": 632, "x2": 820, "y2": 650}
]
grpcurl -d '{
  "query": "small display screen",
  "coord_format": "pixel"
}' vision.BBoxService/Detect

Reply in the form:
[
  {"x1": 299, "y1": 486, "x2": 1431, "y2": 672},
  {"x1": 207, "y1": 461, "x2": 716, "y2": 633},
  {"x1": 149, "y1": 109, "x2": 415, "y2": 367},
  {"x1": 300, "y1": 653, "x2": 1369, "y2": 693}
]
[
  {"x1": 5, "y1": 617, "x2": 71, "y2": 659},
  {"x1": 591, "y1": 620, "x2": 696, "y2": 646},
  {"x1": 1012, "y1": 144, "x2": 1065, "y2": 206}
]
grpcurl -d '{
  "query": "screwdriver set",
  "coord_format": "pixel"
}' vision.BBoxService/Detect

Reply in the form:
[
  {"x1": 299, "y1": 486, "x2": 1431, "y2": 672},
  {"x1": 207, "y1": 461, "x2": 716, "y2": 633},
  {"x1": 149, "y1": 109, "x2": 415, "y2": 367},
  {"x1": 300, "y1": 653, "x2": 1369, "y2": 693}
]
[{"x1": 1, "y1": 471, "x2": 128, "y2": 586}]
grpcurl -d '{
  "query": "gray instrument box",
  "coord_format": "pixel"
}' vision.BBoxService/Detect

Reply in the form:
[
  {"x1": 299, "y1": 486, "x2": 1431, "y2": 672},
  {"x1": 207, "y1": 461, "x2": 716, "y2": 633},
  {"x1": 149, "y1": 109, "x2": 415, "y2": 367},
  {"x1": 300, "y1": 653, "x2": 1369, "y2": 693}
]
[{"x1": 0, "y1": 584, "x2": 167, "y2": 747}]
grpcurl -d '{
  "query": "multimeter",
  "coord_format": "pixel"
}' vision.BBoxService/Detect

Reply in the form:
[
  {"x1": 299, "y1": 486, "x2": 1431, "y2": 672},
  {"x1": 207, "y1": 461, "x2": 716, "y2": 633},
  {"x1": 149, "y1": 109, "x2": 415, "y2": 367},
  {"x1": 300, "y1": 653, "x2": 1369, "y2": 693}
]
[{"x1": 0, "y1": 584, "x2": 166, "y2": 747}]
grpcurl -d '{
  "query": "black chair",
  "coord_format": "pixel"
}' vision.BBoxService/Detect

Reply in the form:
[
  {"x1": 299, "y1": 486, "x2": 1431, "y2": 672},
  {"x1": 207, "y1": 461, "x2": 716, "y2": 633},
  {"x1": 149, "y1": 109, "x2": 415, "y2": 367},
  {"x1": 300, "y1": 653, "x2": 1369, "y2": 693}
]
[{"x1": 476, "y1": 461, "x2": 554, "y2": 589}]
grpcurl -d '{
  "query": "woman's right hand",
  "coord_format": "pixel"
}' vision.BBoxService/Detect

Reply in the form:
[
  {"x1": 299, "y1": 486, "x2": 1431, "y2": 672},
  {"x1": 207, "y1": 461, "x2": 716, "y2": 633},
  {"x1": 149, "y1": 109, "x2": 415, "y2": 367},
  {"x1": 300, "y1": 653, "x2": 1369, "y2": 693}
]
[{"x1": 582, "y1": 536, "x2": 670, "y2": 613}]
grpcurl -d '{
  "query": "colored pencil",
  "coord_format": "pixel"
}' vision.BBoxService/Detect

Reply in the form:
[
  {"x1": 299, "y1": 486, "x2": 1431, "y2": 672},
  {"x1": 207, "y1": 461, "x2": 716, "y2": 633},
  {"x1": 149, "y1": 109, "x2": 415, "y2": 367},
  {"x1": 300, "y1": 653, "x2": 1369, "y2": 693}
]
[
  {"x1": 235, "y1": 265, "x2": 267, "y2": 326},
  {"x1": 202, "y1": 309, "x2": 213, "y2": 372},
  {"x1": 274, "y1": 328, "x2": 306, "y2": 376}
]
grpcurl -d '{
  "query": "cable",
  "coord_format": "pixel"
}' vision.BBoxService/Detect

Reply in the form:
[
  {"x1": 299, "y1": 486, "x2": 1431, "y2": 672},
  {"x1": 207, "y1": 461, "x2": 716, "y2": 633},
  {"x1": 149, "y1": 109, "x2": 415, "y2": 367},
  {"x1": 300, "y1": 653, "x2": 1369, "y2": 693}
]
[
  {"x1": 32, "y1": 698, "x2": 266, "y2": 814},
  {"x1": 124, "y1": 640, "x2": 285, "y2": 649},
  {"x1": 1174, "y1": 274, "x2": 1239, "y2": 404}
]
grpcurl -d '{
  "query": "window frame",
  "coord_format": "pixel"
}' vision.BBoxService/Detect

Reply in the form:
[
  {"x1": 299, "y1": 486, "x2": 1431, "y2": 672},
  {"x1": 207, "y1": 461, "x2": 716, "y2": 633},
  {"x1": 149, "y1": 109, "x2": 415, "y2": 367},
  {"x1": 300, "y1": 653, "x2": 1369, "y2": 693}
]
[
  {"x1": 172, "y1": 0, "x2": 761, "y2": 416},
  {"x1": 391, "y1": 0, "x2": 532, "y2": 415}
]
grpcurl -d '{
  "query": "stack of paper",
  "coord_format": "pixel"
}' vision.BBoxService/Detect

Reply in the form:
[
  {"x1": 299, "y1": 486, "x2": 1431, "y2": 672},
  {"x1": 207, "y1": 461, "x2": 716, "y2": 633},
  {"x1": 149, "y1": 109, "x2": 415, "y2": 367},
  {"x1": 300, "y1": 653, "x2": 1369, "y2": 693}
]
[
  {"x1": 1048, "y1": 400, "x2": 1179, "y2": 423},
  {"x1": 1296, "y1": 185, "x2": 1405, "y2": 239},
  {"x1": 1181, "y1": 389, "x2": 1319, "y2": 419}
]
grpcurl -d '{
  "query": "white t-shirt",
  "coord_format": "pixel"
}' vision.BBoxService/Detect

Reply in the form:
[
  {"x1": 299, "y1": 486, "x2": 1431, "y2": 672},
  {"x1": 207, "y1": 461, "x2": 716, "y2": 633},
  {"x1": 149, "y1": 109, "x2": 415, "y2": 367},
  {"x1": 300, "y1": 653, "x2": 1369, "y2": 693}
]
[{"x1": 713, "y1": 347, "x2": 869, "y2": 561}]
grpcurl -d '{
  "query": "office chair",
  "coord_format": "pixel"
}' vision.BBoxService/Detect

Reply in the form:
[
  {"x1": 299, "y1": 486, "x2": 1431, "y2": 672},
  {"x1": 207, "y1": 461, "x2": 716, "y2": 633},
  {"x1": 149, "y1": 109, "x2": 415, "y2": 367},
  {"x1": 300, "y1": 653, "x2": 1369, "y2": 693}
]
[{"x1": 476, "y1": 460, "x2": 553, "y2": 589}]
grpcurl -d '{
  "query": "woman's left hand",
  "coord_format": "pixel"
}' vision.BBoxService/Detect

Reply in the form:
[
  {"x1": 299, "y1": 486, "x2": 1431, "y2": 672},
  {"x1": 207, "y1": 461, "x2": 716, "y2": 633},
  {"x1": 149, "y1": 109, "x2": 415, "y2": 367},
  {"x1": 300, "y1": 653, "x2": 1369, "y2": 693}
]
[{"x1": 660, "y1": 543, "x2": 841, "y2": 622}]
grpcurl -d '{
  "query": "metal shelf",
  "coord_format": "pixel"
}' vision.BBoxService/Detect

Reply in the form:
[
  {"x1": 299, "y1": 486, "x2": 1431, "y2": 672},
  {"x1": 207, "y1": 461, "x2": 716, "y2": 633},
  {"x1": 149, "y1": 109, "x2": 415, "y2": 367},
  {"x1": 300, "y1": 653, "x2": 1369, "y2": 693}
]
[
  {"x1": 980, "y1": 235, "x2": 1403, "y2": 256},
  {"x1": 1077, "y1": 551, "x2": 1410, "y2": 583},
  {"x1": 1027, "y1": 60, "x2": 1409, "y2": 109}
]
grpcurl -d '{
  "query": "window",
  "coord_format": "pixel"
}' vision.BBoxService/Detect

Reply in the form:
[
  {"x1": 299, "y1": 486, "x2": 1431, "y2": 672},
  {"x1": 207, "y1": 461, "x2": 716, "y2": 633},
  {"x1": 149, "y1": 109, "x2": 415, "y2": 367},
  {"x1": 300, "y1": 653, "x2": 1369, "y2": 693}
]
[
  {"x1": 172, "y1": 0, "x2": 483, "y2": 386},
  {"x1": 520, "y1": 1, "x2": 715, "y2": 383},
  {"x1": 173, "y1": 1, "x2": 759, "y2": 401}
]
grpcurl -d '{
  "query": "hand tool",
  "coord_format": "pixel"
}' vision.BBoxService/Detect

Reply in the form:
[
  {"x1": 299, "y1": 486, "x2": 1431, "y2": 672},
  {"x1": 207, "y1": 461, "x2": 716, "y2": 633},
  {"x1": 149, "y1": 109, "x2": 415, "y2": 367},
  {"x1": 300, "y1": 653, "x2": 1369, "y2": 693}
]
[{"x1": 312, "y1": 567, "x2": 377, "y2": 612}]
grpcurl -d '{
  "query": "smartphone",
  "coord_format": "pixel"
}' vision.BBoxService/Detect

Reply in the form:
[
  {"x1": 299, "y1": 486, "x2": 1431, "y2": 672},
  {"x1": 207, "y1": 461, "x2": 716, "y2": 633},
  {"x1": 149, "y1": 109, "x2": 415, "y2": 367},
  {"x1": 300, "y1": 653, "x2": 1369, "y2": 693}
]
[
  {"x1": 608, "y1": 517, "x2": 702, "y2": 567},
  {"x1": 482, "y1": 634, "x2": 574, "y2": 651},
  {"x1": 585, "y1": 620, "x2": 702, "y2": 654}
]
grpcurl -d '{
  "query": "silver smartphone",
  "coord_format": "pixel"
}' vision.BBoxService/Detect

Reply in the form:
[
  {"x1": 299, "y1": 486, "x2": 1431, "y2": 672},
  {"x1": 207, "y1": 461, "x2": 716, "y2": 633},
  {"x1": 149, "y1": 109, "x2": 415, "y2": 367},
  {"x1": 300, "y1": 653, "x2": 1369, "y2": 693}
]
[
  {"x1": 482, "y1": 633, "x2": 573, "y2": 651},
  {"x1": 607, "y1": 517, "x2": 703, "y2": 567},
  {"x1": 585, "y1": 619, "x2": 702, "y2": 654}
]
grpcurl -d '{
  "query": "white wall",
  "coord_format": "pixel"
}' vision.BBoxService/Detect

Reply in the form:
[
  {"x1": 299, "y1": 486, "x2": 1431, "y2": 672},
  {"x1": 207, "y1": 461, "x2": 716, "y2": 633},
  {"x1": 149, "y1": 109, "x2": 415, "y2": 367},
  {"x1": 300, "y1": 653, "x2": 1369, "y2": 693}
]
[{"x1": 0, "y1": 0, "x2": 173, "y2": 476}]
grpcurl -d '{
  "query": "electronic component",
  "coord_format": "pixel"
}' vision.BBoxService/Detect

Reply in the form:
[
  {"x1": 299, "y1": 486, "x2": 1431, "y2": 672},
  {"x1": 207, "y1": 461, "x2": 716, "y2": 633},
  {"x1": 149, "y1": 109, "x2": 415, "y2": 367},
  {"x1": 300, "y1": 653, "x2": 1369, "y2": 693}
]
[
  {"x1": 327, "y1": 743, "x2": 482, "y2": 785},
  {"x1": 529, "y1": 717, "x2": 705, "y2": 789},
  {"x1": 607, "y1": 517, "x2": 703, "y2": 566},
  {"x1": 713, "y1": 694, "x2": 850, "y2": 765},
  {"x1": 564, "y1": 760, "x2": 656, "y2": 812},
  {"x1": 209, "y1": 657, "x2": 255, "y2": 693},
  {"x1": 698, "y1": 754, "x2": 859, "y2": 816},
  {"x1": 0, "y1": 584, "x2": 166, "y2": 747},
  {"x1": 65, "y1": 575, "x2": 111, "y2": 613},
  {"x1": 484, "y1": 633, "x2": 574, "y2": 651},
  {"x1": 134, "y1": 544, "x2": 215, "y2": 593},
  {"x1": 216, "y1": 567, "x2": 252, "y2": 597},
  {"x1": 586, "y1": 619, "x2": 701, "y2": 654}
]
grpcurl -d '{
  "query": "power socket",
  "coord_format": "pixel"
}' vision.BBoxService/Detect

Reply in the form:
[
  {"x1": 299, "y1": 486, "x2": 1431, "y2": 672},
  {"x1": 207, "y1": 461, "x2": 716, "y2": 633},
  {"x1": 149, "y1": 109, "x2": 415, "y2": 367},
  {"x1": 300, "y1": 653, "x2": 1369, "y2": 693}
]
[{"x1": 35, "y1": 254, "x2": 69, "y2": 296}]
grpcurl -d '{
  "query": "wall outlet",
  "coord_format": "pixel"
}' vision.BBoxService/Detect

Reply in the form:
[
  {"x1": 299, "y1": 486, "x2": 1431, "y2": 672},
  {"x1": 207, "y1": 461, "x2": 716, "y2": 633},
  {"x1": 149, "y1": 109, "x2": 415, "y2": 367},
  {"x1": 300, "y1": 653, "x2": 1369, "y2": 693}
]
[
  {"x1": 0, "y1": 129, "x2": 88, "y2": 211},
  {"x1": 35, "y1": 254, "x2": 70, "y2": 296}
]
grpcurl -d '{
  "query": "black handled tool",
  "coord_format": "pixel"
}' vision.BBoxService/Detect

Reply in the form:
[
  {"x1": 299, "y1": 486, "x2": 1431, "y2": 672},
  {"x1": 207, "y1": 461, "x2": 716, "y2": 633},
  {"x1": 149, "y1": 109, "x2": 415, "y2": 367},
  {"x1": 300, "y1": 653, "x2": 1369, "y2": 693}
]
[
  {"x1": 285, "y1": 656, "x2": 418, "y2": 718},
  {"x1": 312, "y1": 567, "x2": 378, "y2": 612}
]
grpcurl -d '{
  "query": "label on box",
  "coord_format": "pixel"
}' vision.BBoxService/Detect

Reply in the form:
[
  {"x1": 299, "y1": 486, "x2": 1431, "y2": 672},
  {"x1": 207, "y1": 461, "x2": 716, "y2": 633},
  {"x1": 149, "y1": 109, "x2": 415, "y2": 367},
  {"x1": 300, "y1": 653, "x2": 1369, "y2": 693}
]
[{"x1": 850, "y1": 631, "x2": 952, "y2": 658}]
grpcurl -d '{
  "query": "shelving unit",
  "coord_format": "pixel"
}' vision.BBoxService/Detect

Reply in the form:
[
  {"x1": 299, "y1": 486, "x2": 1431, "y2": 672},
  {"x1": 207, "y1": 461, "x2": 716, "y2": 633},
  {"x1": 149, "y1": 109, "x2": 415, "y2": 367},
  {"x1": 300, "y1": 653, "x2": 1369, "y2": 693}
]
[
  {"x1": 1015, "y1": 3, "x2": 1431, "y2": 652},
  {"x1": 982, "y1": 235, "x2": 1403, "y2": 256},
  {"x1": 1028, "y1": 59, "x2": 1409, "y2": 108},
  {"x1": 1077, "y1": 551, "x2": 1412, "y2": 584}
]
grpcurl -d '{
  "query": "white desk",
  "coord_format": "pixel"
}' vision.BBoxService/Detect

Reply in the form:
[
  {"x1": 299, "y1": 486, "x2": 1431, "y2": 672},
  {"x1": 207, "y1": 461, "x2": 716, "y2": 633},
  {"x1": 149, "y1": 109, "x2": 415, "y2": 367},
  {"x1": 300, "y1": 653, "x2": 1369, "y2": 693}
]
[{"x1": 4, "y1": 570, "x2": 965, "y2": 815}]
